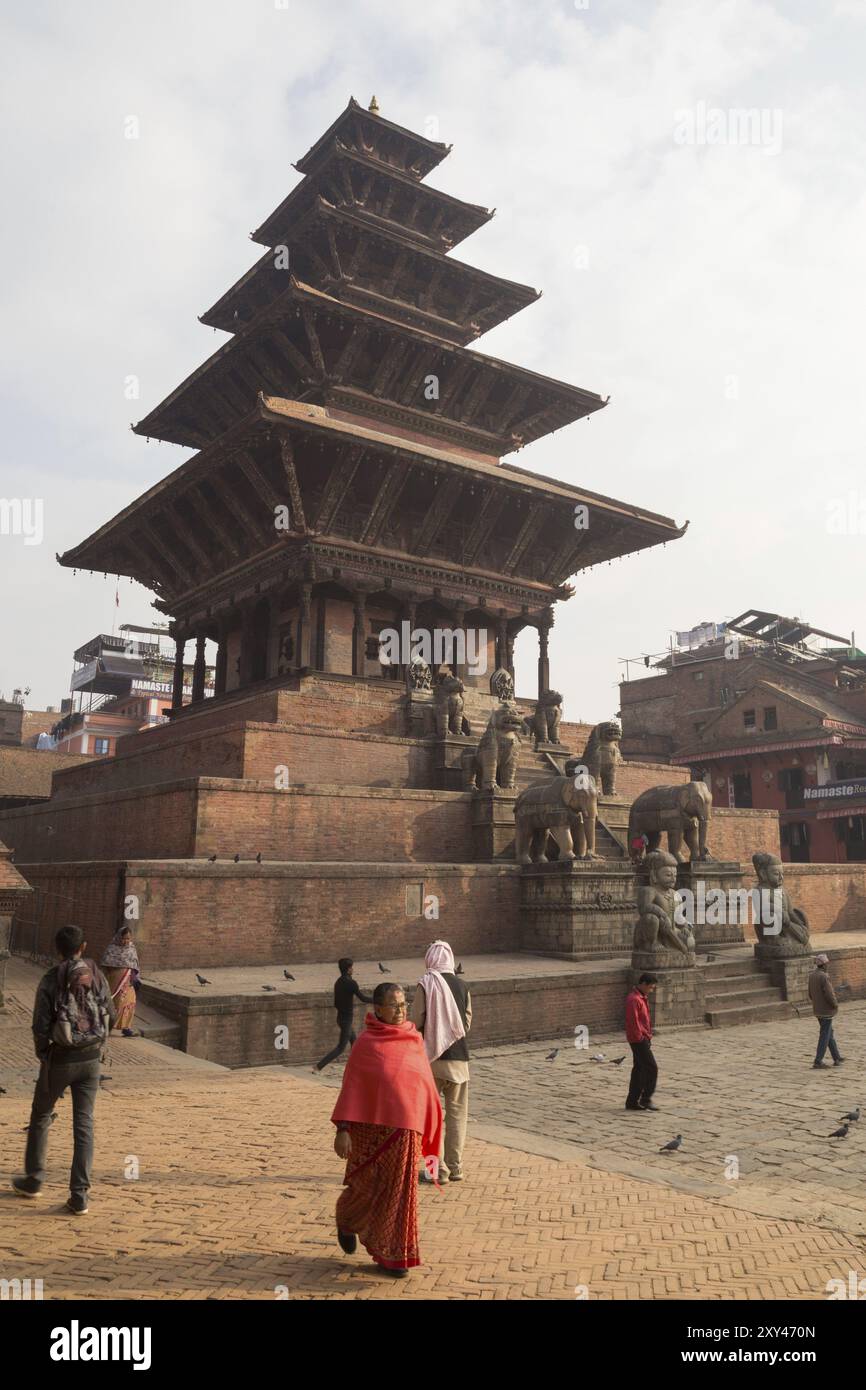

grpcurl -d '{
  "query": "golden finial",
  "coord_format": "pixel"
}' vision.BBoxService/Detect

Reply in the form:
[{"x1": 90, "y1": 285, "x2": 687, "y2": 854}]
[{"x1": 368, "y1": 95, "x2": 380, "y2": 115}]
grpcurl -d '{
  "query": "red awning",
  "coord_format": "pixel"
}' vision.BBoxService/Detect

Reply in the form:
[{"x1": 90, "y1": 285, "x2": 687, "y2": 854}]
[
  {"x1": 815, "y1": 805, "x2": 866, "y2": 821},
  {"x1": 672, "y1": 735, "x2": 844, "y2": 764}
]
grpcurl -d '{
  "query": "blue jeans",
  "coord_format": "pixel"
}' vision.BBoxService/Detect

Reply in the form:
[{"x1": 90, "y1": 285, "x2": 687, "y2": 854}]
[
  {"x1": 24, "y1": 1054, "x2": 101, "y2": 1196},
  {"x1": 815, "y1": 1017, "x2": 841, "y2": 1064}
]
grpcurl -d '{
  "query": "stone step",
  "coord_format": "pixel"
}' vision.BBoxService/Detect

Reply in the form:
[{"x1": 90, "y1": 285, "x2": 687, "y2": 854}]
[
  {"x1": 702, "y1": 958, "x2": 764, "y2": 978},
  {"x1": 705, "y1": 1000, "x2": 793, "y2": 1028},
  {"x1": 703, "y1": 972, "x2": 773, "y2": 993},
  {"x1": 704, "y1": 987, "x2": 783, "y2": 1009}
]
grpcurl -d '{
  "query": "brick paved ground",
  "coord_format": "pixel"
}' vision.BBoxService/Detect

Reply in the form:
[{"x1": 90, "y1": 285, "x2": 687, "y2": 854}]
[{"x1": 1, "y1": 960, "x2": 865, "y2": 1300}]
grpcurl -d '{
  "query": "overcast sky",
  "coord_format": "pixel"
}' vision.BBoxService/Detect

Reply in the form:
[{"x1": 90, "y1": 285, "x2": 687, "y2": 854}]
[{"x1": 1, "y1": 0, "x2": 865, "y2": 724}]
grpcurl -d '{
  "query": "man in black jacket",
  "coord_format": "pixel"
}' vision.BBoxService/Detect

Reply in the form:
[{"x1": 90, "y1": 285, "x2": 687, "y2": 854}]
[
  {"x1": 12, "y1": 924, "x2": 114, "y2": 1214},
  {"x1": 314, "y1": 958, "x2": 373, "y2": 1072}
]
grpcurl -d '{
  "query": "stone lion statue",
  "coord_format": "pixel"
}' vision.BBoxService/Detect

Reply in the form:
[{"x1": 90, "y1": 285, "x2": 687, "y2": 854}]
[
  {"x1": 577, "y1": 720, "x2": 623, "y2": 796},
  {"x1": 461, "y1": 701, "x2": 526, "y2": 792},
  {"x1": 532, "y1": 690, "x2": 563, "y2": 747},
  {"x1": 434, "y1": 675, "x2": 471, "y2": 737},
  {"x1": 514, "y1": 774, "x2": 599, "y2": 863}
]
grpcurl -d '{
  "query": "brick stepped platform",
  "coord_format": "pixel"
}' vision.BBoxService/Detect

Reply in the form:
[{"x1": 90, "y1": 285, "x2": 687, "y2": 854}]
[{"x1": 703, "y1": 958, "x2": 793, "y2": 1028}]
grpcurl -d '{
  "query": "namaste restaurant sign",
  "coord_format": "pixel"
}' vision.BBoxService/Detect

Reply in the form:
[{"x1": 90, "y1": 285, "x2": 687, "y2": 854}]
[{"x1": 803, "y1": 780, "x2": 866, "y2": 802}]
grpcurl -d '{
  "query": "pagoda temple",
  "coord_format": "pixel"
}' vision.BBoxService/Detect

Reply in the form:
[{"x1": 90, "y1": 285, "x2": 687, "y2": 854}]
[
  {"x1": 1, "y1": 100, "x2": 740, "y2": 1064},
  {"x1": 60, "y1": 96, "x2": 684, "y2": 709}
]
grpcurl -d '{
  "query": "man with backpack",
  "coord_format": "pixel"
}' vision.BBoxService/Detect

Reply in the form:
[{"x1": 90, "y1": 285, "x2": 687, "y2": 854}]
[{"x1": 12, "y1": 924, "x2": 115, "y2": 1214}]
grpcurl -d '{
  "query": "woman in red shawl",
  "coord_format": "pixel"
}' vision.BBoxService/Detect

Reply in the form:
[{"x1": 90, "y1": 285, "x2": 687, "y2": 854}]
[{"x1": 331, "y1": 981, "x2": 442, "y2": 1278}]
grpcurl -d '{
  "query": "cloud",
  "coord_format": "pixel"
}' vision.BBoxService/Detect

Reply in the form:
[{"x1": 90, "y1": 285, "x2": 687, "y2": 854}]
[{"x1": 0, "y1": 0, "x2": 864, "y2": 723}]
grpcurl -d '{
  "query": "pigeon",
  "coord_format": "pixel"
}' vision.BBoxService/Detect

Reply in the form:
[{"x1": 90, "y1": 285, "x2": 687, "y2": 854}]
[
  {"x1": 829, "y1": 1123, "x2": 849, "y2": 1140},
  {"x1": 0, "y1": 1085, "x2": 6, "y2": 1095},
  {"x1": 256, "y1": 852, "x2": 262, "y2": 863},
  {"x1": 283, "y1": 970, "x2": 295, "y2": 981},
  {"x1": 456, "y1": 963, "x2": 464, "y2": 975},
  {"x1": 378, "y1": 963, "x2": 390, "y2": 973},
  {"x1": 591, "y1": 1053, "x2": 606, "y2": 1063},
  {"x1": 545, "y1": 1049, "x2": 559, "y2": 1061},
  {"x1": 840, "y1": 1108, "x2": 860, "y2": 1123},
  {"x1": 195, "y1": 974, "x2": 212, "y2": 987},
  {"x1": 262, "y1": 985, "x2": 277, "y2": 992},
  {"x1": 610, "y1": 1056, "x2": 626, "y2": 1066},
  {"x1": 207, "y1": 854, "x2": 217, "y2": 862},
  {"x1": 660, "y1": 1135, "x2": 683, "y2": 1153},
  {"x1": 233, "y1": 853, "x2": 241, "y2": 863}
]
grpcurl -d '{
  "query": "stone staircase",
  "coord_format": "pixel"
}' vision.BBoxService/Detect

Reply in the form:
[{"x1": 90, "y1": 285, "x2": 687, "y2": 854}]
[{"x1": 703, "y1": 957, "x2": 793, "y2": 1028}]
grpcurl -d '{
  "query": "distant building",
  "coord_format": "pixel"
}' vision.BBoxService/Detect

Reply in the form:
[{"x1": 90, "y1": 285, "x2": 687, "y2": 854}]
[
  {"x1": 0, "y1": 694, "x2": 60, "y2": 748},
  {"x1": 51, "y1": 625, "x2": 214, "y2": 757},
  {"x1": 0, "y1": 746, "x2": 95, "y2": 810},
  {"x1": 620, "y1": 610, "x2": 866, "y2": 863}
]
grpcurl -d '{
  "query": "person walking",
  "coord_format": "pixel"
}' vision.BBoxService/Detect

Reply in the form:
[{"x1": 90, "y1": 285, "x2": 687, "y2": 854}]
[
  {"x1": 809, "y1": 953, "x2": 844, "y2": 1069},
  {"x1": 12, "y1": 924, "x2": 114, "y2": 1214},
  {"x1": 625, "y1": 972, "x2": 658, "y2": 1112},
  {"x1": 331, "y1": 982, "x2": 442, "y2": 1277},
  {"x1": 410, "y1": 940, "x2": 471, "y2": 1183},
  {"x1": 100, "y1": 926, "x2": 140, "y2": 1037},
  {"x1": 314, "y1": 958, "x2": 373, "y2": 1072}
]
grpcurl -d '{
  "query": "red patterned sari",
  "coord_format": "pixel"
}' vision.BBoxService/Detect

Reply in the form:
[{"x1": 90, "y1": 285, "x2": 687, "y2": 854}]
[
  {"x1": 331, "y1": 1013, "x2": 442, "y2": 1272},
  {"x1": 336, "y1": 1123, "x2": 421, "y2": 1269}
]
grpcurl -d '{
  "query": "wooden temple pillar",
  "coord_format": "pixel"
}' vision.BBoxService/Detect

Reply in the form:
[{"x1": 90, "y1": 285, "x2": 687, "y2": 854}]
[
  {"x1": 537, "y1": 608, "x2": 553, "y2": 699},
  {"x1": 214, "y1": 617, "x2": 229, "y2": 696},
  {"x1": 297, "y1": 582, "x2": 313, "y2": 671},
  {"x1": 170, "y1": 634, "x2": 187, "y2": 712},
  {"x1": 496, "y1": 615, "x2": 509, "y2": 678},
  {"x1": 352, "y1": 590, "x2": 368, "y2": 677},
  {"x1": 191, "y1": 631, "x2": 208, "y2": 703},
  {"x1": 452, "y1": 601, "x2": 467, "y2": 680}
]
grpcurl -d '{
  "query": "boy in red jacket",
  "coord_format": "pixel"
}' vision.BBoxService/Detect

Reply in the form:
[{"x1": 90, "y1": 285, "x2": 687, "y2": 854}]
[{"x1": 625, "y1": 973, "x2": 658, "y2": 1112}]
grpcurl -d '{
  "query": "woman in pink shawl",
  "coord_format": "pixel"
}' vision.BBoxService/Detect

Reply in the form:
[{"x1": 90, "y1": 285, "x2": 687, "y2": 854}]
[
  {"x1": 100, "y1": 928, "x2": 140, "y2": 1037},
  {"x1": 409, "y1": 940, "x2": 472, "y2": 1183}
]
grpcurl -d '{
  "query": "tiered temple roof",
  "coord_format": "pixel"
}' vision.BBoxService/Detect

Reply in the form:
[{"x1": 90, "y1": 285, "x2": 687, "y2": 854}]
[{"x1": 60, "y1": 98, "x2": 685, "y2": 698}]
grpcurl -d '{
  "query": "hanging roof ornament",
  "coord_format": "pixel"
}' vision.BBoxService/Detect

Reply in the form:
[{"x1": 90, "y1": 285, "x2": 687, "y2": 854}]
[{"x1": 368, "y1": 95, "x2": 380, "y2": 115}]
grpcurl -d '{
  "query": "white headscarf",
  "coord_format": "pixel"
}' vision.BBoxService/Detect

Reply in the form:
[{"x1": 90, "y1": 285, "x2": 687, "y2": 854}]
[{"x1": 418, "y1": 940, "x2": 465, "y2": 1061}]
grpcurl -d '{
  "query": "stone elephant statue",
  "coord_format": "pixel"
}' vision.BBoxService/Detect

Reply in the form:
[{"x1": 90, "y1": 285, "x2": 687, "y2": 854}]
[
  {"x1": 514, "y1": 775, "x2": 599, "y2": 864},
  {"x1": 462, "y1": 702, "x2": 526, "y2": 791},
  {"x1": 627, "y1": 781, "x2": 713, "y2": 863}
]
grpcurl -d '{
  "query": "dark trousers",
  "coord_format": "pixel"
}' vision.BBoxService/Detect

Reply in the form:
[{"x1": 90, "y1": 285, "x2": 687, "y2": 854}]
[
  {"x1": 24, "y1": 1054, "x2": 101, "y2": 1197},
  {"x1": 626, "y1": 1040, "x2": 658, "y2": 1107},
  {"x1": 815, "y1": 1017, "x2": 842, "y2": 1063},
  {"x1": 315, "y1": 1017, "x2": 356, "y2": 1071}
]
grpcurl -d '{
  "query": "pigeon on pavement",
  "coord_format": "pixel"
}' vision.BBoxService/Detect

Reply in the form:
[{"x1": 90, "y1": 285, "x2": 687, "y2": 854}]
[
  {"x1": 284, "y1": 970, "x2": 295, "y2": 981},
  {"x1": 378, "y1": 963, "x2": 390, "y2": 973},
  {"x1": 545, "y1": 1049, "x2": 559, "y2": 1061},
  {"x1": 207, "y1": 854, "x2": 217, "y2": 862},
  {"x1": 590, "y1": 1053, "x2": 606, "y2": 1062},
  {"x1": 829, "y1": 1123, "x2": 849, "y2": 1139},
  {"x1": 610, "y1": 1056, "x2": 626, "y2": 1065},
  {"x1": 195, "y1": 974, "x2": 211, "y2": 987},
  {"x1": 840, "y1": 1108, "x2": 860, "y2": 1123},
  {"x1": 660, "y1": 1135, "x2": 683, "y2": 1153},
  {"x1": 256, "y1": 852, "x2": 262, "y2": 863},
  {"x1": 262, "y1": 985, "x2": 277, "y2": 992},
  {"x1": 233, "y1": 853, "x2": 241, "y2": 863}
]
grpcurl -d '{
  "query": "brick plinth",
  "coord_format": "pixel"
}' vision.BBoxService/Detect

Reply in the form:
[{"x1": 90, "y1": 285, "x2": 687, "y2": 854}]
[
  {"x1": 471, "y1": 789, "x2": 518, "y2": 860},
  {"x1": 520, "y1": 861, "x2": 638, "y2": 956}
]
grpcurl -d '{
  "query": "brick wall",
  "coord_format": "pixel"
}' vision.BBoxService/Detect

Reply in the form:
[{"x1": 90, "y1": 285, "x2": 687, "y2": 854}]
[
  {"x1": 142, "y1": 964, "x2": 632, "y2": 1066},
  {"x1": 783, "y1": 864, "x2": 866, "y2": 934},
  {"x1": 0, "y1": 784, "x2": 199, "y2": 863},
  {"x1": 711, "y1": 807, "x2": 780, "y2": 862},
  {"x1": 194, "y1": 782, "x2": 472, "y2": 862},
  {"x1": 9, "y1": 864, "x2": 124, "y2": 962},
  {"x1": 127, "y1": 862, "x2": 522, "y2": 969}
]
